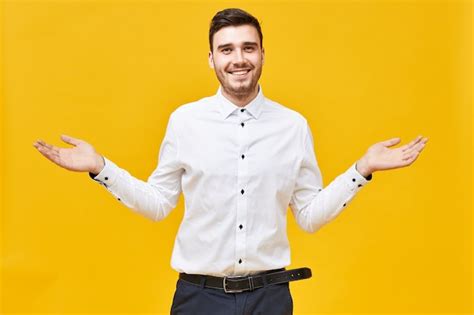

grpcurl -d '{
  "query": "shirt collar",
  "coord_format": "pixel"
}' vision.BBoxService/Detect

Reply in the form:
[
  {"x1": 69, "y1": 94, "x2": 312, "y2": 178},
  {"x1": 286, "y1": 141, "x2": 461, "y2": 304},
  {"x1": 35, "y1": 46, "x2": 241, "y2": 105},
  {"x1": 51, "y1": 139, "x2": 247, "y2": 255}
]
[{"x1": 216, "y1": 85, "x2": 265, "y2": 120}]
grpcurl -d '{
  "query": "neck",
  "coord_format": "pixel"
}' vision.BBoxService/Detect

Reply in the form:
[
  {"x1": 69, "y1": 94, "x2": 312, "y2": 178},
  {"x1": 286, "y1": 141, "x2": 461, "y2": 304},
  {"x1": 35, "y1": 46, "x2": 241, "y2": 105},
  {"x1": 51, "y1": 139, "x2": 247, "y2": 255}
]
[{"x1": 221, "y1": 85, "x2": 259, "y2": 107}]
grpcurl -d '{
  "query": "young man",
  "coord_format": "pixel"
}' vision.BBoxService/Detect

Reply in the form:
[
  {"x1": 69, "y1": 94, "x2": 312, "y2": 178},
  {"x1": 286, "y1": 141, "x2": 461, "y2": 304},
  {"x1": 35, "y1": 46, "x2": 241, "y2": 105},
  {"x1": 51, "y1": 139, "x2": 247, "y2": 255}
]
[{"x1": 33, "y1": 8, "x2": 428, "y2": 315}]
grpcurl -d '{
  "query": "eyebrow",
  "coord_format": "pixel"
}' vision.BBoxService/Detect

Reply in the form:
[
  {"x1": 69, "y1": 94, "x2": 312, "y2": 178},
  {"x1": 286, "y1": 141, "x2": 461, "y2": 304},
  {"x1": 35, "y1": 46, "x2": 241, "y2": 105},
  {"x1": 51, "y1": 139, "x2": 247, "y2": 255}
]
[{"x1": 217, "y1": 42, "x2": 259, "y2": 50}]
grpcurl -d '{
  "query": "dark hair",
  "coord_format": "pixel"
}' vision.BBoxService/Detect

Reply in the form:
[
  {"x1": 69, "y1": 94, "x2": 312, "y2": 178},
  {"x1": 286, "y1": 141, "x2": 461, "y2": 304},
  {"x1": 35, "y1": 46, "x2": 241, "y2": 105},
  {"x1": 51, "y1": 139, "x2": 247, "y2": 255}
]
[{"x1": 209, "y1": 8, "x2": 263, "y2": 52}]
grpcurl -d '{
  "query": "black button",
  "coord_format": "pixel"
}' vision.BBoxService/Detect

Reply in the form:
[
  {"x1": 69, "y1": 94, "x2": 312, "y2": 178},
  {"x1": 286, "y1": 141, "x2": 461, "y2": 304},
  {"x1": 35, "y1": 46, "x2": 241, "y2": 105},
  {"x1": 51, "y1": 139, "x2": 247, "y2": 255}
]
[
  {"x1": 319, "y1": 188, "x2": 322, "y2": 191},
  {"x1": 241, "y1": 122, "x2": 245, "y2": 127},
  {"x1": 239, "y1": 224, "x2": 243, "y2": 229},
  {"x1": 118, "y1": 198, "x2": 121, "y2": 201},
  {"x1": 343, "y1": 203, "x2": 346, "y2": 207},
  {"x1": 241, "y1": 154, "x2": 245, "y2": 159},
  {"x1": 352, "y1": 178, "x2": 356, "y2": 182},
  {"x1": 105, "y1": 177, "x2": 109, "y2": 180},
  {"x1": 239, "y1": 259, "x2": 242, "y2": 264},
  {"x1": 358, "y1": 184, "x2": 362, "y2": 187},
  {"x1": 241, "y1": 189, "x2": 245, "y2": 195},
  {"x1": 241, "y1": 108, "x2": 245, "y2": 112}
]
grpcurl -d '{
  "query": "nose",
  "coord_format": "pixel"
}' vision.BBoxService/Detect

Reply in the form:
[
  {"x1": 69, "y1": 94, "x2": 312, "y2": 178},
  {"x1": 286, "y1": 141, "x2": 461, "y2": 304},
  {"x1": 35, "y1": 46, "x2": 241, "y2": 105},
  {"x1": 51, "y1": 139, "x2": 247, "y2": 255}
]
[{"x1": 233, "y1": 48, "x2": 245, "y2": 63}]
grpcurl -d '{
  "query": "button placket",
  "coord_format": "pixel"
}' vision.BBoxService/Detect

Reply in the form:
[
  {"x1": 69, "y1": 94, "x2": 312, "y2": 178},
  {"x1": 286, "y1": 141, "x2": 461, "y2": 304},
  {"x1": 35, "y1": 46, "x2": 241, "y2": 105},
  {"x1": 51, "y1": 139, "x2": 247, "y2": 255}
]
[{"x1": 235, "y1": 113, "x2": 249, "y2": 270}]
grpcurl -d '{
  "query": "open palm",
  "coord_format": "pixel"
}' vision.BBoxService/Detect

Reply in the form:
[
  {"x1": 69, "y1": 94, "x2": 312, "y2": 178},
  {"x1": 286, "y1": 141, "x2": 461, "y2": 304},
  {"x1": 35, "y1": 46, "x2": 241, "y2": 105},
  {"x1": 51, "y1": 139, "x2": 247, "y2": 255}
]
[
  {"x1": 366, "y1": 135, "x2": 428, "y2": 172},
  {"x1": 33, "y1": 135, "x2": 102, "y2": 173}
]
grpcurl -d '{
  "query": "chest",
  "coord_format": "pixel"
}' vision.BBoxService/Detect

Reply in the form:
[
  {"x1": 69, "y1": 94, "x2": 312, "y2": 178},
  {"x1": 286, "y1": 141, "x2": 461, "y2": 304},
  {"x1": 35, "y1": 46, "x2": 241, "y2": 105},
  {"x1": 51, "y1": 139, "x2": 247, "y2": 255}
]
[{"x1": 179, "y1": 118, "x2": 302, "y2": 181}]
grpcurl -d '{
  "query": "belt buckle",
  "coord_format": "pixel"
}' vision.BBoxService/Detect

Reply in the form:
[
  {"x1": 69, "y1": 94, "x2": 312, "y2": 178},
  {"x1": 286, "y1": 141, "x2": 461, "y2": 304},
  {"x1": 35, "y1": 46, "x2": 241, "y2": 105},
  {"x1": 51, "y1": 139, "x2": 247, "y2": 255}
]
[{"x1": 223, "y1": 275, "x2": 248, "y2": 293}]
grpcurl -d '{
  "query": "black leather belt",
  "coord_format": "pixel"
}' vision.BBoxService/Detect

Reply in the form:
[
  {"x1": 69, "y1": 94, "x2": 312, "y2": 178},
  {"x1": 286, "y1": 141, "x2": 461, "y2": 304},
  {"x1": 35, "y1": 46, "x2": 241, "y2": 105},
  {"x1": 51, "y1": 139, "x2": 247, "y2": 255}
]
[{"x1": 179, "y1": 267, "x2": 312, "y2": 293}]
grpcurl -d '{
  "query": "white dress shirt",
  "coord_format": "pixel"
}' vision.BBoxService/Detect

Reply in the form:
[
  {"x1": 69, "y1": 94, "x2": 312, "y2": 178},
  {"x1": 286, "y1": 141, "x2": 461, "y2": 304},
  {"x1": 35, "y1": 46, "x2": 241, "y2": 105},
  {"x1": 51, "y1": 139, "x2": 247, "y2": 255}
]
[{"x1": 90, "y1": 85, "x2": 372, "y2": 277}]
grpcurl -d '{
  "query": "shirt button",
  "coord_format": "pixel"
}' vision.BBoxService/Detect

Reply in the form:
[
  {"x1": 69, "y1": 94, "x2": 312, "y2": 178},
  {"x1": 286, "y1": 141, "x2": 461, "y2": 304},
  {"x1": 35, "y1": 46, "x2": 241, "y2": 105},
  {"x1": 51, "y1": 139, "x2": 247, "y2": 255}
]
[
  {"x1": 241, "y1": 189, "x2": 245, "y2": 195},
  {"x1": 241, "y1": 108, "x2": 245, "y2": 112},
  {"x1": 239, "y1": 259, "x2": 242, "y2": 264},
  {"x1": 239, "y1": 224, "x2": 243, "y2": 229},
  {"x1": 352, "y1": 178, "x2": 356, "y2": 182},
  {"x1": 105, "y1": 177, "x2": 108, "y2": 180},
  {"x1": 241, "y1": 154, "x2": 245, "y2": 159},
  {"x1": 343, "y1": 203, "x2": 346, "y2": 207},
  {"x1": 241, "y1": 122, "x2": 245, "y2": 127},
  {"x1": 358, "y1": 184, "x2": 362, "y2": 187}
]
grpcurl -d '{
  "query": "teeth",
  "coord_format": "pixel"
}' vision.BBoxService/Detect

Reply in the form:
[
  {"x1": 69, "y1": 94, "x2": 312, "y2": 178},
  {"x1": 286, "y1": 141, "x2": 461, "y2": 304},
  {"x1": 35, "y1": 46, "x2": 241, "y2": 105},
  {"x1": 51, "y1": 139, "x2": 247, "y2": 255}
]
[{"x1": 230, "y1": 70, "x2": 250, "y2": 75}]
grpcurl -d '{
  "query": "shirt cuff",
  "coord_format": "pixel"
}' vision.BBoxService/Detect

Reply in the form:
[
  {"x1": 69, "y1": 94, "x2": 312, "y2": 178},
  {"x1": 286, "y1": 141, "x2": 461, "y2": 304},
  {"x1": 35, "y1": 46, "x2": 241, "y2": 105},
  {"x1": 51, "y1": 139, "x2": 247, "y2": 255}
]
[
  {"x1": 346, "y1": 162, "x2": 372, "y2": 190},
  {"x1": 88, "y1": 156, "x2": 120, "y2": 187}
]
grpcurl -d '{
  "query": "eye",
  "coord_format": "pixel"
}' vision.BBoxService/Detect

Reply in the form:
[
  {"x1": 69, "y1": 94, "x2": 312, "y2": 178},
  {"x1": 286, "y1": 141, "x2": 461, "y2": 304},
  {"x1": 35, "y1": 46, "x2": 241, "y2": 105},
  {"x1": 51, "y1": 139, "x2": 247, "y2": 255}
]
[
  {"x1": 244, "y1": 46, "x2": 255, "y2": 52},
  {"x1": 222, "y1": 48, "x2": 231, "y2": 53}
]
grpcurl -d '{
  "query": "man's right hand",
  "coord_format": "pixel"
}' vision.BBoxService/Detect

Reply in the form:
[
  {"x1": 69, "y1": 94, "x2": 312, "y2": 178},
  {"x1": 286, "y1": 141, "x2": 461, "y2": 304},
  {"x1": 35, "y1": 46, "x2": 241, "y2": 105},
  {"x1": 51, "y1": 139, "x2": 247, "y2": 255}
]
[{"x1": 33, "y1": 134, "x2": 105, "y2": 175}]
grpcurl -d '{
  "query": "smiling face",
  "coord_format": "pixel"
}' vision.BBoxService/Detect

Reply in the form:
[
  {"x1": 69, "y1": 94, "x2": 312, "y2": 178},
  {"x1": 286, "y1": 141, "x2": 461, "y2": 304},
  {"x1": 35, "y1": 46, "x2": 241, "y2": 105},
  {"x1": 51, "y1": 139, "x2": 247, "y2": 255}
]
[{"x1": 208, "y1": 24, "x2": 265, "y2": 100}]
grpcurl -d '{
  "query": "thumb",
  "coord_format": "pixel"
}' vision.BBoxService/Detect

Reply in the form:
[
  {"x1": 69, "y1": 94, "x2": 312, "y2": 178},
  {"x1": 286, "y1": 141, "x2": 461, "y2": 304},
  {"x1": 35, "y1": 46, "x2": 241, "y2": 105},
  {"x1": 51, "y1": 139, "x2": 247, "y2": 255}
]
[
  {"x1": 380, "y1": 137, "x2": 401, "y2": 147},
  {"x1": 61, "y1": 134, "x2": 82, "y2": 146}
]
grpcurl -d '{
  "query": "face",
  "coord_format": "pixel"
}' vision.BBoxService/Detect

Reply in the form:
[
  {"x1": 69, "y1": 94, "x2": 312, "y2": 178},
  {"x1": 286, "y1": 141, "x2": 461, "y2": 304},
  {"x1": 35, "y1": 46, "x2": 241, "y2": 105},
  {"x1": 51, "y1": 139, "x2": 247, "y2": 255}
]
[{"x1": 209, "y1": 24, "x2": 265, "y2": 98}]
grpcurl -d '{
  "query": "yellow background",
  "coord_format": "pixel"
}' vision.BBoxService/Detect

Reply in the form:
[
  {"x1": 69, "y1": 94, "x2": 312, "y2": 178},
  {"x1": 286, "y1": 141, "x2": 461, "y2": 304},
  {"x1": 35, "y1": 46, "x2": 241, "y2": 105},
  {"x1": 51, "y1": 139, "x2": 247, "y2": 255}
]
[{"x1": 1, "y1": 0, "x2": 471, "y2": 314}]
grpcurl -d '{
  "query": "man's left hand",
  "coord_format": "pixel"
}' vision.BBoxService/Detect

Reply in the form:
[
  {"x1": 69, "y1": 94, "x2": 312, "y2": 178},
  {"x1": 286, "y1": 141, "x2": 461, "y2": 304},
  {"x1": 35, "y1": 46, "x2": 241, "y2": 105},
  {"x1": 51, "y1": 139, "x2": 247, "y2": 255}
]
[{"x1": 356, "y1": 135, "x2": 429, "y2": 177}]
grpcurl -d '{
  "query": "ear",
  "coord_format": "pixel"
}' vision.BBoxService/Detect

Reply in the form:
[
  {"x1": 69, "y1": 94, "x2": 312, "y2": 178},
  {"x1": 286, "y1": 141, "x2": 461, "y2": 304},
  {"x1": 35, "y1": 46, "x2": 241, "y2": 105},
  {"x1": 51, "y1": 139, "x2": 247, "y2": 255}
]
[
  {"x1": 261, "y1": 47, "x2": 265, "y2": 66},
  {"x1": 208, "y1": 51, "x2": 215, "y2": 69}
]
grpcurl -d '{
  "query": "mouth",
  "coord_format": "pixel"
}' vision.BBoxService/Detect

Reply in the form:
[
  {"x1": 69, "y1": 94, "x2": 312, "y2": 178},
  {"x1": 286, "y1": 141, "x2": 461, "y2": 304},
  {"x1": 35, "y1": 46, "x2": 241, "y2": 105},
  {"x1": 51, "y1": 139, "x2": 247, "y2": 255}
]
[{"x1": 228, "y1": 69, "x2": 251, "y2": 77}]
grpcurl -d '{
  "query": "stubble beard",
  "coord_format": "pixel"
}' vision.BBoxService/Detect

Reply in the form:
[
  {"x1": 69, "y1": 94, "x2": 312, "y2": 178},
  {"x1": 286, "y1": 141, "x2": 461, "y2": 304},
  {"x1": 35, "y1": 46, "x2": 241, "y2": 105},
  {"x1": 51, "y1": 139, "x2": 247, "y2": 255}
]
[{"x1": 217, "y1": 66, "x2": 262, "y2": 100}]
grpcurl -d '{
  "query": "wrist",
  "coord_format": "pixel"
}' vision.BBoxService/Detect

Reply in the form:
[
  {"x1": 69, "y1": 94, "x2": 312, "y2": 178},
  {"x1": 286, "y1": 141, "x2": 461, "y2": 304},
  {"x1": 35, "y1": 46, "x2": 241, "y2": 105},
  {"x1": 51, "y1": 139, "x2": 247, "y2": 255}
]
[
  {"x1": 91, "y1": 154, "x2": 105, "y2": 175},
  {"x1": 356, "y1": 157, "x2": 372, "y2": 178}
]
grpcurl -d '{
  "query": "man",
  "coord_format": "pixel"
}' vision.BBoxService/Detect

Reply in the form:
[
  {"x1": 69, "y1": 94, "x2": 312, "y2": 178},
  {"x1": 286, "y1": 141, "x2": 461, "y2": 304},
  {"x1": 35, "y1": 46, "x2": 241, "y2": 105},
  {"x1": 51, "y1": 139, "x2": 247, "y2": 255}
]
[{"x1": 33, "y1": 8, "x2": 428, "y2": 315}]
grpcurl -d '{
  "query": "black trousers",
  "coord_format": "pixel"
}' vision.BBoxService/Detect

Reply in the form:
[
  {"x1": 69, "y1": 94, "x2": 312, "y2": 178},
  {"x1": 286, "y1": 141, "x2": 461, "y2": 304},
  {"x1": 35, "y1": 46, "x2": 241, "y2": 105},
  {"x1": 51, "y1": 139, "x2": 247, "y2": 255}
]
[{"x1": 170, "y1": 275, "x2": 293, "y2": 315}]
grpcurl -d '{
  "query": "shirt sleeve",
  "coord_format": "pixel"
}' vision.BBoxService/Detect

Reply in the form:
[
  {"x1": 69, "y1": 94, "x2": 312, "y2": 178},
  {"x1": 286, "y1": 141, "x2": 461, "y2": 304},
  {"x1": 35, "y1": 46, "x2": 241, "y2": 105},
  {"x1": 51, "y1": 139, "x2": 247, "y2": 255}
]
[
  {"x1": 88, "y1": 112, "x2": 184, "y2": 222},
  {"x1": 289, "y1": 122, "x2": 372, "y2": 233}
]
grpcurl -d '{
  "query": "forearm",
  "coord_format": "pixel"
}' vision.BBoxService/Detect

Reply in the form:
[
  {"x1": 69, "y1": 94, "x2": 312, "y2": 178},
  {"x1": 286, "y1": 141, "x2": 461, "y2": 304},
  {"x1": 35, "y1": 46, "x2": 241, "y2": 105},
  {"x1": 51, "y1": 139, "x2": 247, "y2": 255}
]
[
  {"x1": 89, "y1": 157, "x2": 179, "y2": 221},
  {"x1": 292, "y1": 162, "x2": 371, "y2": 233}
]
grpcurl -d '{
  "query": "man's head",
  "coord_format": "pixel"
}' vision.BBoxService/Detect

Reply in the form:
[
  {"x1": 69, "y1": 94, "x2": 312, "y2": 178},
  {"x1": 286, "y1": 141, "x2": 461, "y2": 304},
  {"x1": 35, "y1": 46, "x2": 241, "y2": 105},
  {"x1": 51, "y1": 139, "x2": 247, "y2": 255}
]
[{"x1": 208, "y1": 8, "x2": 265, "y2": 99}]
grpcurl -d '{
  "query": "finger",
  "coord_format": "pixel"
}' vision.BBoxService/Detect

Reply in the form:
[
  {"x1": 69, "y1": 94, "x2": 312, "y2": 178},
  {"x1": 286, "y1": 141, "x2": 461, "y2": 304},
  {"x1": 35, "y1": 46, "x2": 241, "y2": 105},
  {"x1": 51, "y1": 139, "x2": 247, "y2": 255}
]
[
  {"x1": 413, "y1": 140, "x2": 427, "y2": 152},
  {"x1": 380, "y1": 137, "x2": 401, "y2": 147},
  {"x1": 37, "y1": 140, "x2": 60, "y2": 154},
  {"x1": 404, "y1": 145, "x2": 424, "y2": 158},
  {"x1": 34, "y1": 141, "x2": 55, "y2": 155},
  {"x1": 36, "y1": 144, "x2": 60, "y2": 163},
  {"x1": 34, "y1": 139, "x2": 49, "y2": 147},
  {"x1": 401, "y1": 135, "x2": 423, "y2": 152},
  {"x1": 398, "y1": 143, "x2": 410, "y2": 151},
  {"x1": 33, "y1": 139, "x2": 46, "y2": 147},
  {"x1": 406, "y1": 153, "x2": 419, "y2": 165},
  {"x1": 34, "y1": 140, "x2": 49, "y2": 151},
  {"x1": 402, "y1": 151, "x2": 419, "y2": 163},
  {"x1": 34, "y1": 141, "x2": 51, "y2": 154},
  {"x1": 35, "y1": 141, "x2": 60, "y2": 158},
  {"x1": 43, "y1": 148, "x2": 62, "y2": 165},
  {"x1": 407, "y1": 135, "x2": 422, "y2": 148},
  {"x1": 402, "y1": 151, "x2": 415, "y2": 160},
  {"x1": 61, "y1": 134, "x2": 82, "y2": 146}
]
